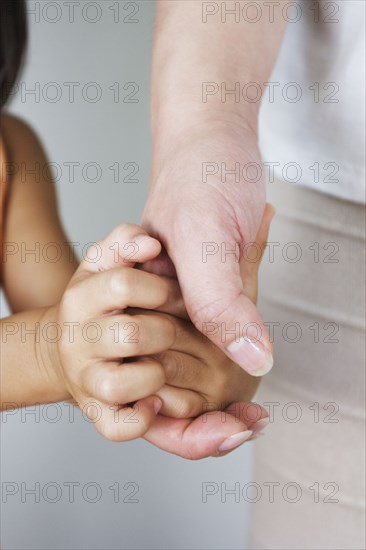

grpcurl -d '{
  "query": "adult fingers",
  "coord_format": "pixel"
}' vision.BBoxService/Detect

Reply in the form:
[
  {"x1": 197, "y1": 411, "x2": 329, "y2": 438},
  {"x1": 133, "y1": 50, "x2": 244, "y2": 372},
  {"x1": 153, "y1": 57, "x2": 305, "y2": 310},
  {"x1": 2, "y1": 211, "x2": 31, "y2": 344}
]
[
  {"x1": 76, "y1": 223, "x2": 162, "y2": 279},
  {"x1": 143, "y1": 400, "x2": 268, "y2": 459}
]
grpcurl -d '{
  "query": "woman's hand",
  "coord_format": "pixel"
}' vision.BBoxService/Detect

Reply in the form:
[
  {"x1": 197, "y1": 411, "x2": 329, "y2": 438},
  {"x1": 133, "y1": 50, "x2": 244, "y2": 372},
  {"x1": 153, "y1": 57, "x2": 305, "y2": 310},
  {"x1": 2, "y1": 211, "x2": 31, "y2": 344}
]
[
  {"x1": 140, "y1": 203, "x2": 274, "y2": 417},
  {"x1": 138, "y1": 205, "x2": 274, "y2": 458},
  {"x1": 142, "y1": 127, "x2": 274, "y2": 376}
]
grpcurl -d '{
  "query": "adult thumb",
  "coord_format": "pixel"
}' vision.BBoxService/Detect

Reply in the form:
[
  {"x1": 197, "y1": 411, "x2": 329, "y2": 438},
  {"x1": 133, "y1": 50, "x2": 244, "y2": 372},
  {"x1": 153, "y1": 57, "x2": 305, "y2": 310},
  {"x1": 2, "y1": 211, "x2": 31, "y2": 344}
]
[{"x1": 169, "y1": 223, "x2": 273, "y2": 377}]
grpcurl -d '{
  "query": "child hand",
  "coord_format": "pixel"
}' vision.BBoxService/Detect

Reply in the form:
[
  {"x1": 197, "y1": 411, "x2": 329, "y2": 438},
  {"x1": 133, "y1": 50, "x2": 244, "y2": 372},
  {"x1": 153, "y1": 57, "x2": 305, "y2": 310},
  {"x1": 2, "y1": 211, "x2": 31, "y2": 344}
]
[{"x1": 47, "y1": 224, "x2": 176, "y2": 441}]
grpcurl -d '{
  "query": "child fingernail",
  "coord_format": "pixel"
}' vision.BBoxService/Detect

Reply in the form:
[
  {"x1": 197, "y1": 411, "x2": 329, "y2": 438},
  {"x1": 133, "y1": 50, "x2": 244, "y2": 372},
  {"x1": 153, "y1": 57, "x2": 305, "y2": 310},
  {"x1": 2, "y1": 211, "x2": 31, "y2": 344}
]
[
  {"x1": 218, "y1": 430, "x2": 253, "y2": 452},
  {"x1": 153, "y1": 398, "x2": 163, "y2": 414}
]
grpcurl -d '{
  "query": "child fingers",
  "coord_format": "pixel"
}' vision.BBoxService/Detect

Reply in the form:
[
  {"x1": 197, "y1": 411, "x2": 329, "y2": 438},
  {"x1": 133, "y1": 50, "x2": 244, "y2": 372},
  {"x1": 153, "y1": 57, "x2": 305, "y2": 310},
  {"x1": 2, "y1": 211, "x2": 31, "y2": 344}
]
[
  {"x1": 255, "y1": 203, "x2": 276, "y2": 252},
  {"x1": 133, "y1": 273, "x2": 189, "y2": 321},
  {"x1": 158, "y1": 348, "x2": 260, "y2": 407},
  {"x1": 81, "y1": 358, "x2": 166, "y2": 405},
  {"x1": 84, "y1": 313, "x2": 176, "y2": 359},
  {"x1": 240, "y1": 203, "x2": 276, "y2": 303},
  {"x1": 153, "y1": 276, "x2": 189, "y2": 320},
  {"x1": 63, "y1": 268, "x2": 171, "y2": 321},
  {"x1": 77, "y1": 224, "x2": 162, "y2": 275},
  {"x1": 156, "y1": 385, "x2": 206, "y2": 418},
  {"x1": 92, "y1": 397, "x2": 162, "y2": 442},
  {"x1": 155, "y1": 350, "x2": 208, "y2": 392},
  {"x1": 128, "y1": 310, "x2": 207, "y2": 358},
  {"x1": 241, "y1": 202, "x2": 275, "y2": 273}
]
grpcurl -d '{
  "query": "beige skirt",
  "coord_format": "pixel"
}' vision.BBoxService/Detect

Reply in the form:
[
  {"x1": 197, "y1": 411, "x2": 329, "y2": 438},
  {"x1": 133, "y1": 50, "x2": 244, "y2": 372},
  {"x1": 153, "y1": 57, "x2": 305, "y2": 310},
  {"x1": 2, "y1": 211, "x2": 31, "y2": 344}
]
[{"x1": 248, "y1": 179, "x2": 365, "y2": 549}]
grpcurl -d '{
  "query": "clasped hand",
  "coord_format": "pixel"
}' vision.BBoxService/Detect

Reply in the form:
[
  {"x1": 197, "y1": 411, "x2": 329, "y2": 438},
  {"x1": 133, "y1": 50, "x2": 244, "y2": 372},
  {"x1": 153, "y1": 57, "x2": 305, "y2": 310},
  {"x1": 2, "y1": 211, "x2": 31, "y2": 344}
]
[{"x1": 48, "y1": 206, "x2": 273, "y2": 459}]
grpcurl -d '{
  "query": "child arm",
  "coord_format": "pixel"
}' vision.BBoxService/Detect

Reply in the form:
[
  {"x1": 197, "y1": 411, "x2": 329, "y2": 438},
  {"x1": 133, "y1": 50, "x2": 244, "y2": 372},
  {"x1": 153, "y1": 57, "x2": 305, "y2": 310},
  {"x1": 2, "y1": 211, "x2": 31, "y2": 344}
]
[{"x1": 1, "y1": 113, "x2": 78, "y2": 312}]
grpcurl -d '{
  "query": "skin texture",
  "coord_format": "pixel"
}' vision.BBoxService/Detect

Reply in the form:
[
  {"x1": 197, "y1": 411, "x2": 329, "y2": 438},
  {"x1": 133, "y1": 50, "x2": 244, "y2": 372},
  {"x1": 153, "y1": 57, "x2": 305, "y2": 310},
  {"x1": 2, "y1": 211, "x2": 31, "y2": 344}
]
[
  {"x1": 142, "y1": 0, "x2": 287, "y2": 375},
  {"x1": 1, "y1": 113, "x2": 270, "y2": 458},
  {"x1": 1, "y1": 114, "x2": 78, "y2": 311}
]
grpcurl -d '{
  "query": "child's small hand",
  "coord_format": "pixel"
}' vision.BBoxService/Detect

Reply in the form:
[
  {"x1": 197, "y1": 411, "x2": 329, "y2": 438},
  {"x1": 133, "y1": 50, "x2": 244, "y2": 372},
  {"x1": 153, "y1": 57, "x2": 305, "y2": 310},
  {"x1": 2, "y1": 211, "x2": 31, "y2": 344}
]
[
  {"x1": 151, "y1": 313, "x2": 260, "y2": 419},
  {"x1": 48, "y1": 224, "x2": 176, "y2": 441},
  {"x1": 125, "y1": 302, "x2": 260, "y2": 419}
]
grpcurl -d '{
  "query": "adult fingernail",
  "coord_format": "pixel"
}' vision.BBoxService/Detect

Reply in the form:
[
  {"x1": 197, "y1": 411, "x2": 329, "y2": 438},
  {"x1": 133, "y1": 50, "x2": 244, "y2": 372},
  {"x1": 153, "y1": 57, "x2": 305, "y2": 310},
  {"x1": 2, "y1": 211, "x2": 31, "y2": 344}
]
[
  {"x1": 218, "y1": 430, "x2": 253, "y2": 453},
  {"x1": 226, "y1": 337, "x2": 273, "y2": 376},
  {"x1": 153, "y1": 398, "x2": 163, "y2": 414},
  {"x1": 251, "y1": 417, "x2": 269, "y2": 435}
]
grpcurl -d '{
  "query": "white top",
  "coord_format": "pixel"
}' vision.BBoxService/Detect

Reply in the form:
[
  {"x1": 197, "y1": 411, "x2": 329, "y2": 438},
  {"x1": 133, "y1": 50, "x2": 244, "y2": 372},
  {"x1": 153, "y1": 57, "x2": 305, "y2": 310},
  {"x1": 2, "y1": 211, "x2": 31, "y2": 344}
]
[{"x1": 259, "y1": 0, "x2": 365, "y2": 203}]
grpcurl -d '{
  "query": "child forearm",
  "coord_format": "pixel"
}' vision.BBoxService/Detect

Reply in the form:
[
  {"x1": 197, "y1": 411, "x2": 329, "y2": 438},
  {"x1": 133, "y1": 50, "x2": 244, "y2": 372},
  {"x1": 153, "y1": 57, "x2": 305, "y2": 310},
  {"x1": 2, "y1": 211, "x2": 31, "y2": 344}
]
[{"x1": 0, "y1": 307, "x2": 69, "y2": 410}]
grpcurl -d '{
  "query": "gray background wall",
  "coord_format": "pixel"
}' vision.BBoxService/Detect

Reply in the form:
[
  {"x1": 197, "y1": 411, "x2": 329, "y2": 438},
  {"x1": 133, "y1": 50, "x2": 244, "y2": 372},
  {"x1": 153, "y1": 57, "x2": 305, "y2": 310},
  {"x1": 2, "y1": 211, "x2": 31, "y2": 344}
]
[{"x1": 1, "y1": 1, "x2": 253, "y2": 548}]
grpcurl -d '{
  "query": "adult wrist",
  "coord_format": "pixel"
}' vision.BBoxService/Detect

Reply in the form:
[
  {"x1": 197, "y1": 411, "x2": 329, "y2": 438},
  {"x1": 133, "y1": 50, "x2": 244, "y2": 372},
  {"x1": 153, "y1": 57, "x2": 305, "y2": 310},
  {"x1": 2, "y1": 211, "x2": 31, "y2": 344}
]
[{"x1": 151, "y1": 112, "x2": 260, "y2": 182}]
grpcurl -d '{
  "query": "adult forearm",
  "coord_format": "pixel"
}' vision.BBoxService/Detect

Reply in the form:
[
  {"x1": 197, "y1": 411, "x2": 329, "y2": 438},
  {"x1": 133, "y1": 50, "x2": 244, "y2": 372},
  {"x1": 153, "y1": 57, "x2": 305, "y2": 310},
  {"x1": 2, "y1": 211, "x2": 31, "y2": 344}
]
[{"x1": 151, "y1": 0, "x2": 287, "y2": 172}]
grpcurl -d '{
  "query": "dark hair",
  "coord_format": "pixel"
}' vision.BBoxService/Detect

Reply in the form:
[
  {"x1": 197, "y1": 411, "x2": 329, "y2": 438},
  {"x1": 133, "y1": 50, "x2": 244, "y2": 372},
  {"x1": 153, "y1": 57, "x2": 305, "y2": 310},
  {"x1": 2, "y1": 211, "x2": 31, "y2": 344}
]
[{"x1": 0, "y1": 0, "x2": 27, "y2": 108}]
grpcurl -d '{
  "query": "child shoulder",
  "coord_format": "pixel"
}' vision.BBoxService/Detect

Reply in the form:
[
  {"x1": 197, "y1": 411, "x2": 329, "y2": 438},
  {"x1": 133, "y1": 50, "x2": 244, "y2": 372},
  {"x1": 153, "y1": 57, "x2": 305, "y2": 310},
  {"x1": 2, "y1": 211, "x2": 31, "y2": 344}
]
[{"x1": 1, "y1": 112, "x2": 45, "y2": 159}]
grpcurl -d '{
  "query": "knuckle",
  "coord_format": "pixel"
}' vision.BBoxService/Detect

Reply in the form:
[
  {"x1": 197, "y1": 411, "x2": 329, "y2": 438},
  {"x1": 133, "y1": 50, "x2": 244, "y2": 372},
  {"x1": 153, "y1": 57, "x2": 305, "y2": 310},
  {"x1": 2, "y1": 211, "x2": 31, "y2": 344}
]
[
  {"x1": 190, "y1": 298, "x2": 228, "y2": 330},
  {"x1": 115, "y1": 223, "x2": 130, "y2": 233},
  {"x1": 162, "y1": 352, "x2": 183, "y2": 382},
  {"x1": 190, "y1": 293, "x2": 241, "y2": 337},
  {"x1": 97, "y1": 377, "x2": 116, "y2": 403},
  {"x1": 108, "y1": 270, "x2": 129, "y2": 298},
  {"x1": 109, "y1": 223, "x2": 130, "y2": 241},
  {"x1": 183, "y1": 363, "x2": 201, "y2": 386},
  {"x1": 149, "y1": 360, "x2": 166, "y2": 388}
]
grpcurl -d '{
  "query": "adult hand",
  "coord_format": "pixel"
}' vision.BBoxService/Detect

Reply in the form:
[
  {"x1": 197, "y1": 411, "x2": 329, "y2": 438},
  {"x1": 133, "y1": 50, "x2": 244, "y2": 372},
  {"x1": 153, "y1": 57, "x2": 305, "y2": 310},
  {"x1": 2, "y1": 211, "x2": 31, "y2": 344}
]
[
  {"x1": 140, "y1": 204, "x2": 274, "y2": 459},
  {"x1": 142, "y1": 0, "x2": 286, "y2": 375},
  {"x1": 142, "y1": 126, "x2": 273, "y2": 377},
  {"x1": 144, "y1": 401, "x2": 268, "y2": 460}
]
